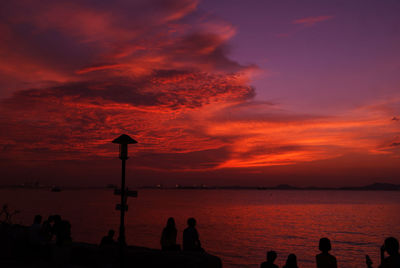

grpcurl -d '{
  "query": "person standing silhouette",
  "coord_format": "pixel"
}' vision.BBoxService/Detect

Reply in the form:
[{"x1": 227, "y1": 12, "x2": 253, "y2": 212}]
[
  {"x1": 316, "y1": 238, "x2": 337, "y2": 268},
  {"x1": 161, "y1": 217, "x2": 179, "y2": 251}
]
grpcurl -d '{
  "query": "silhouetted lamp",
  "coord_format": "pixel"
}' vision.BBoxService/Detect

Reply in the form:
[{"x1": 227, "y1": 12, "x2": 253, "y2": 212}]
[
  {"x1": 112, "y1": 134, "x2": 137, "y2": 160},
  {"x1": 112, "y1": 134, "x2": 137, "y2": 267}
]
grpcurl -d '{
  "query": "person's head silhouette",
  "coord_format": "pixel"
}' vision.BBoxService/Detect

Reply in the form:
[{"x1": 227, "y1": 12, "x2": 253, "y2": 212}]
[
  {"x1": 267, "y1": 250, "x2": 277, "y2": 263},
  {"x1": 319, "y1": 238, "x2": 332, "y2": 253},
  {"x1": 108, "y1": 229, "x2": 115, "y2": 238},
  {"x1": 187, "y1": 217, "x2": 196, "y2": 227},
  {"x1": 167, "y1": 217, "x2": 175, "y2": 228},
  {"x1": 53, "y1": 214, "x2": 62, "y2": 223},
  {"x1": 285, "y1": 253, "x2": 297, "y2": 266},
  {"x1": 33, "y1": 215, "x2": 42, "y2": 224},
  {"x1": 384, "y1": 237, "x2": 399, "y2": 256}
]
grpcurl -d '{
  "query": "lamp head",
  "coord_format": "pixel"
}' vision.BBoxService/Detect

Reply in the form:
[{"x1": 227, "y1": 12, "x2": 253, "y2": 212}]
[
  {"x1": 112, "y1": 134, "x2": 138, "y2": 145},
  {"x1": 112, "y1": 134, "x2": 138, "y2": 160}
]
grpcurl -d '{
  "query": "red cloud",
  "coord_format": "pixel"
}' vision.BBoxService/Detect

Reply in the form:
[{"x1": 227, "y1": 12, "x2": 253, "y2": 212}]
[
  {"x1": 0, "y1": 0, "x2": 255, "y2": 172},
  {"x1": 0, "y1": 69, "x2": 253, "y2": 168}
]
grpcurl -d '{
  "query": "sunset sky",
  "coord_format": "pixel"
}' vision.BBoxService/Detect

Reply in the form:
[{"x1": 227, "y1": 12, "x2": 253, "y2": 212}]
[{"x1": 1, "y1": 0, "x2": 399, "y2": 187}]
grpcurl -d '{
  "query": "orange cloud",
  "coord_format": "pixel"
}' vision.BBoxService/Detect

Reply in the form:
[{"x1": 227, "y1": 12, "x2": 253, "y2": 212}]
[{"x1": 201, "y1": 99, "x2": 400, "y2": 169}]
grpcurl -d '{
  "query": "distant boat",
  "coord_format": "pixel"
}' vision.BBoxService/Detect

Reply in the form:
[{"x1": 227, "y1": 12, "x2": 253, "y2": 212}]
[{"x1": 51, "y1": 186, "x2": 62, "y2": 192}]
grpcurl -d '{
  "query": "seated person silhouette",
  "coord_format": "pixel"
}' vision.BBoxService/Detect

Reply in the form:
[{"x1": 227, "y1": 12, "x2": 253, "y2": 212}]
[
  {"x1": 366, "y1": 237, "x2": 400, "y2": 268},
  {"x1": 52, "y1": 219, "x2": 72, "y2": 265},
  {"x1": 316, "y1": 238, "x2": 337, "y2": 268},
  {"x1": 183, "y1": 217, "x2": 203, "y2": 252},
  {"x1": 260, "y1": 250, "x2": 278, "y2": 268},
  {"x1": 283, "y1": 253, "x2": 298, "y2": 268},
  {"x1": 56, "y1": 220, "x2": 72, "y2": 246},
  {"x1": 52, "y1": 215, "x2": 62, "y2": 241},
  {"x1": 29, "y1": 214, "x2": 44, "y2": 246},
  {"x1": 100, "y1": 229, "x2": 116, "y2": 247},
  {"x1": 42, "y1": 215, "x2": 54, "y2": 242},
  {"x1": 161, "y1": 217, "x2": 180, "y2": 251}
]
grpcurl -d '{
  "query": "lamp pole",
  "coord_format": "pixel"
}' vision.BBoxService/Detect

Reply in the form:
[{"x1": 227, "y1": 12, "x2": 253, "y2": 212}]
[
  {"x1": 112, "y1": 134, "x2": 138, "y2": 267},
  {"x1": 119, "y1": 153, "x2": 126, "y2": 246}
]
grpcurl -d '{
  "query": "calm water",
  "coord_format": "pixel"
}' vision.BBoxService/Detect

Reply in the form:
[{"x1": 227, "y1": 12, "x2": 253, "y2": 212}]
[{"x1": 1, "y1": 188, "x2": 400, "y2": 268}]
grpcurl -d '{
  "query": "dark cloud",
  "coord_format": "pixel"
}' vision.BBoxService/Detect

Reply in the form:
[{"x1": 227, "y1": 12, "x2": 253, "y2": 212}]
[
  {"x1": 0, "y1": 65, "x2": 253, "y2": 169},
  {"x1": 3, "y1": 70, "x2": 253, "y2": 109}
]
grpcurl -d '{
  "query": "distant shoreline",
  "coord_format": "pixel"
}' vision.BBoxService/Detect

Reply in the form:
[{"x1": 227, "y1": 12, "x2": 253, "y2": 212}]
[
  {"x1": 1, "y1": 182, "x2": 399, "y2": 191},
  {"x1": 141, "y1": 182, "x2": 400, "y2": 191}
]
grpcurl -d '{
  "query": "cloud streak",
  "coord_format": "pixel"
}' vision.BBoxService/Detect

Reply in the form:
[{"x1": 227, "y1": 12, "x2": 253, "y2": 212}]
[{"x1": 293, "y1": 15, "x2": 334, "y2": 26}]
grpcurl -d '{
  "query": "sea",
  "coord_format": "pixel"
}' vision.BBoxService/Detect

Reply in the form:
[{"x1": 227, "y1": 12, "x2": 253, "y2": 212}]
[{"x1": 1, "y1": 188, "x2": 399, "y2": 268}]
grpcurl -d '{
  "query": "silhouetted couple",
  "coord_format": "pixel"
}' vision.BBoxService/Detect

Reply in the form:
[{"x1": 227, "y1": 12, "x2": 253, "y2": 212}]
[
  {"x1": 260, "y1": 251, "x2": 298, "y2": 268},
  {"x1": 366, "y1": 237, "x2": 400, "y2": 268},
  {"x1": 29, "y1": 214, "x2": 71, "y2": 247},
  {"x1": 27, "y1": 214, "x2": 72, "y2": 264},
  {"x1": 160, "y1": 217, "x2": 203, "y2": 252}
]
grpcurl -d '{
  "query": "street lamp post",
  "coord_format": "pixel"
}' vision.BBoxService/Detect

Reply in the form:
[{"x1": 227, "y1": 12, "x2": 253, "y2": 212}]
[{"x1": 112, "y1": 134, "x2": 137, "y2": 267}]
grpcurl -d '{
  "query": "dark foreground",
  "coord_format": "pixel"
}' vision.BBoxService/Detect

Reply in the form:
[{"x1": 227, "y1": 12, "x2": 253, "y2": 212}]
[
  {"x1": 1, "y1": 242, "x2": 222, "y2": 268},
  {"x1": 0, "y1": 225, "x2": 222, "y2": 268}
]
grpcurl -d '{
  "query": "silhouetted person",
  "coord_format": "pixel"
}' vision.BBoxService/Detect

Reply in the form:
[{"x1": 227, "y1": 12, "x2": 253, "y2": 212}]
[
  {"x1": 183, "y1": 217, "x2": 202, "y2": 251},
  {"x1": 56, "y1": 220, "x2": 71, "y2": 246},
  {"x1": 366, "y1": 237, "x2": 400, "y2": 268},
  {"x1": 28, "y1": 215, "x2": 45, "y2": 260},
  {"x1": 52, "y1": 214, "x2": 62, "y2": 240},
  {"x1": 260, "y1": 250, "x2": 278, "y2": 268},
  {"x1": 29, "y1": 214, "x2": 44, "y2": 246},
  {"x1": 316, "y1": 238, "x2": 337, "y2": 268},
  {"x1": 100, "y1": 229, "x2": 115, "y2": 247},
  {"x1": 42, "y1": 215, "x2": 54, "y2": 242},
  {"x1": 283, "y1": 254, "x2": 298, "y2": 268},
  {"x1": 52, "y1": 220, "x2": 72, "y2": 265},
  {"x1": 161, "y1": 217, "x2": 180, "y2": 251}
]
